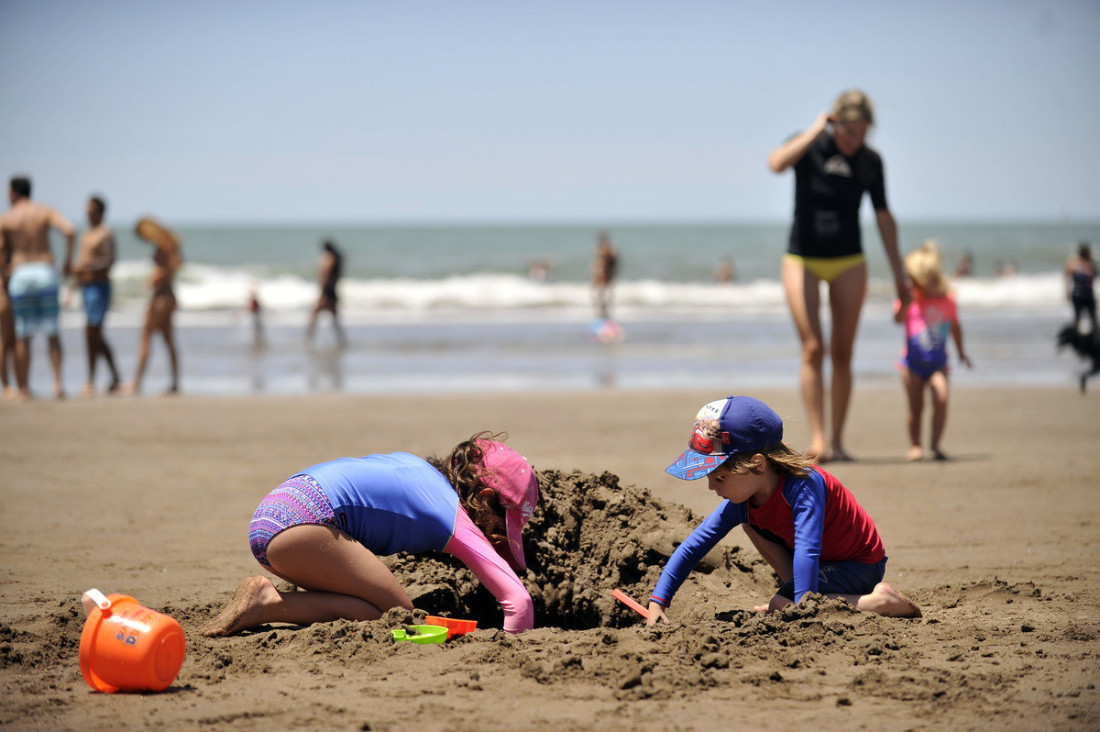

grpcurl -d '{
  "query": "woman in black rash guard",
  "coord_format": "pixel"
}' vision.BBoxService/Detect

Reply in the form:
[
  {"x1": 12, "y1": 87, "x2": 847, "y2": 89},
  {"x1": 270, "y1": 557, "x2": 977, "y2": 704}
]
[{"x1": 767, "y1": 90, "x2": 909, "y2": 462}]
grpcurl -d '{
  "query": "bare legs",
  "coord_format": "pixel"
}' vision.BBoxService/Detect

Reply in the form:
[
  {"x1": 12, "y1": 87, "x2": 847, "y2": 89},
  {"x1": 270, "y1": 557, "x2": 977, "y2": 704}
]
[
  {"x1": 201, "y1": 524, "x2": 413, "y2": 636},
  {"x1": 782, "y1": 258, "x2": 867, "y2": 461},
  {"x1": 12, "y1": 334, "x2": 64, "y2": 399},
  {"x1": 0, "y1": 303, "x2": 13, "y2": 399},
  {"x1": 901, "y1": 367, "x2": 951, "y2": 461},
  {"x1": 743, "y1": 524, "x2": 921, "y2": 618},
  {"x1": 129, "y1": 294, "x2": 178, "y2": 395},
  {"x1": 305, "y1": 297, "x2": 346, "y2": 349},
  {"x1": 83, "y1": 324, "x2": 120, "y2": 396}
]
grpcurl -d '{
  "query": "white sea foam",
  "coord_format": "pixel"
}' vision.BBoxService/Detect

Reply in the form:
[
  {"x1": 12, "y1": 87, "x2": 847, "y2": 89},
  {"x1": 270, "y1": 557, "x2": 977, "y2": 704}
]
[{"x1": 105, "y1": 260, "x2": 1068, "y2": 321}]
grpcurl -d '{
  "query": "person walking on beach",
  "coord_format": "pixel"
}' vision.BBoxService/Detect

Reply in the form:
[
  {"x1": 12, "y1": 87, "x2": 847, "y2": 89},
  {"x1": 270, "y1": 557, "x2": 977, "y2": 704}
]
[
  {"x1": 591, "y1": 231, "x2": 618, "y2": 320},
  {"x1": 202, "y1": 433, "x2": 538, "y2": 637},
  {"x1": 895, "y1": 241, "x2": 972, "y2": 462},
  {"x1": 72, "y1": 195, "x2": 121, "y2": 396},
  {"x1": 126, "y1": 217, "x2": 181, "y2": 395},
  {"x1": 768, "y1": 90, "x2": 909, "y2": 462},
  {"x1": 0, "y1": 175, "x2": 76, "y2": 399},
  {"x1": 645, "y1": 396, "x2": 921, "y2": 625},
  {"x1": 1065, "y1": 241, "x2": 1097, "y2": 334},
  {"x1": 306, "y1": 239, "x2": 346, "y2": 348}
]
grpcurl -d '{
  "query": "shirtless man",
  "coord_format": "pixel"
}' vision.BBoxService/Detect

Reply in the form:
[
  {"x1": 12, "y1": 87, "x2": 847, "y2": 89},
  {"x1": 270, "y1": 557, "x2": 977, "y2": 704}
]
[
  {"x1": 0, "y1": 176, "x2": 75, "y2": 399},
  {"x1": 72, "y1": 195, "x2": 121, "y2": 395}
]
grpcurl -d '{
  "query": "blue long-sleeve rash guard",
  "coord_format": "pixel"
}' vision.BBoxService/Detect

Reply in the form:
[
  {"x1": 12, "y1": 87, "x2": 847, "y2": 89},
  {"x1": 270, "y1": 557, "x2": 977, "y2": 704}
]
[{"x1": 650, "y1": 468, "x2": 883, "y2": 607}]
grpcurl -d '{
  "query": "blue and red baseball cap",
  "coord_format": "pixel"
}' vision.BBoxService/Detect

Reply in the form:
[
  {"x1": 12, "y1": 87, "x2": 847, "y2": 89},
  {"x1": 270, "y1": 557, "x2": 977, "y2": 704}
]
[{"x1": 665, "y1": 396, "x2": 784, "y2": 480}]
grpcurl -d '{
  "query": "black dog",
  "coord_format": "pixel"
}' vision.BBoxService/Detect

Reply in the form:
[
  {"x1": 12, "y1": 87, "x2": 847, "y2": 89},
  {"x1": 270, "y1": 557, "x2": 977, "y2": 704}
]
[{"x1": 1056, "y1": 324, "x2": 1100, "y2": 393}]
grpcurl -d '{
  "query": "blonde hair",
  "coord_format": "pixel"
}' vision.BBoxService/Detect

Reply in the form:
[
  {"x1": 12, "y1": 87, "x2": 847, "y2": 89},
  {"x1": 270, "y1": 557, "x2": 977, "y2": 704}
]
[
  {"x1": 721, "y1": 442, "x2": 815, "y2": 478},
  {"x1": 832, "y1": 89, "x2": 875, "y2": 125},
  {"x1": 905, "y1": 240, "x2": 950, "y2": 297}
]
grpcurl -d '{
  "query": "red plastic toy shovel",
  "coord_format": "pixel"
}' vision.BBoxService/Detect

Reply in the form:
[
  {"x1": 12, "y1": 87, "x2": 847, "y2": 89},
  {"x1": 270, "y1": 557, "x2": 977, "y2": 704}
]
[{"x1": 612, "y1": 589, "x2": 649, "y2": 619}]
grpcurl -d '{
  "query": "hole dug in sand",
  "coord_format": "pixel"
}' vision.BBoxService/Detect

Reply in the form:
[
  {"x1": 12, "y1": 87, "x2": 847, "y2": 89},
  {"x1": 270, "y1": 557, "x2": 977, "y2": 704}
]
[{"x1": 385, "y1": 469, "x2": 770, "y2": 630}]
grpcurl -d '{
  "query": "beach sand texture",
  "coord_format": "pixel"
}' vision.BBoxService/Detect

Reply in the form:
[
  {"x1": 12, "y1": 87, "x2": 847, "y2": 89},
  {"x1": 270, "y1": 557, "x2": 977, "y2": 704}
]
[{"x1": 1, "y1": 387, "x2": 1098, "y2": 730}]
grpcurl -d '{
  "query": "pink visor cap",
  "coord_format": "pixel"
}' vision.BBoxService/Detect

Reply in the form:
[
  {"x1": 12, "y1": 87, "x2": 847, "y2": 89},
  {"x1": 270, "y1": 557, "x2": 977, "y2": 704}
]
[{"x1": 477, "y1": 440, "x2": 538, "y2": 571}]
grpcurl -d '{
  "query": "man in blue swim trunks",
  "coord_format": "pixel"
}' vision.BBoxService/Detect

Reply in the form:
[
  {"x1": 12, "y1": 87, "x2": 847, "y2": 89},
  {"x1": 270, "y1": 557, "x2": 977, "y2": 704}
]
[
  {"x1": 0, "y1": 176, "x2": 75, "y2": 399},
  {"x1": 72, "y1": 195, "x2": 121, "y2": 396}
]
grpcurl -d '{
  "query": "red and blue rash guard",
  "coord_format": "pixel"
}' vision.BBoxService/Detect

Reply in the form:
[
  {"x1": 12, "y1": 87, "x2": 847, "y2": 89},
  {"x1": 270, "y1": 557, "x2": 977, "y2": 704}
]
[
  {"x1": 303, "y1": 452, "x2": 534, "y2": 633},
  {"x1": 650, "y1": 467, "x2": 885, "y2": 606}
]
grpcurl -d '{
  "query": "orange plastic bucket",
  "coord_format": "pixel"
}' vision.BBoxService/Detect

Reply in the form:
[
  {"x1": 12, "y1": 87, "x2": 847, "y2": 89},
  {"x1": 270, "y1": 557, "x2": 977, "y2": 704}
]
[{"x1": 79, "y1": 589, "x2": 186, "y2": 693}]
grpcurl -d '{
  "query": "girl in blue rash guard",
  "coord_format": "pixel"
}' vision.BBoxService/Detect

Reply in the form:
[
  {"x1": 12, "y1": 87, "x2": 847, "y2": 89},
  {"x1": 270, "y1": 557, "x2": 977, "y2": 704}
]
[
  {"x1": 645, "y1": 397, "x2": 922, "y2": 624},
  {"x1": 202, "y1": 433, "x2": 539, "y2": 637}
]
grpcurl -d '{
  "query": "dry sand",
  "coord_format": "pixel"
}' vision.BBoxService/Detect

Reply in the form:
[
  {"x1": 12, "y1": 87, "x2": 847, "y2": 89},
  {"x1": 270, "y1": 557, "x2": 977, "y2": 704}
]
[{"x1": 1, "y1": 386, "x2": 1098, "y2": 730}]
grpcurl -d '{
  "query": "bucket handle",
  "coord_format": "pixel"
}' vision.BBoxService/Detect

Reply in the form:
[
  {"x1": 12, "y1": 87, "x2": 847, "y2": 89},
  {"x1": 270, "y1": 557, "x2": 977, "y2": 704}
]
[{"x1": 83, "y1": 588, "x2": 112, "y2": 613}]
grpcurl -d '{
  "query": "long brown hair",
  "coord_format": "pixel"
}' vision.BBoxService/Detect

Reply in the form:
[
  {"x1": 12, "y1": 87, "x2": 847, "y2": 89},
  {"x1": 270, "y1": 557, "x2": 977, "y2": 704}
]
[
  {"x1": 427, "y1": 431, "x2": 509, "y2": 547},
  {"x1": 721, "y1": 441, "x2": 815, "y2": 478}
]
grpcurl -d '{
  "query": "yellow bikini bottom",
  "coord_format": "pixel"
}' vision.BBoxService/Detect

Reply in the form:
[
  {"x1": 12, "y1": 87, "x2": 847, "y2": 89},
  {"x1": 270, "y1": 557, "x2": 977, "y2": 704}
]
[{"x1": 785, "y1": 253, "x2": 866, "y2": 283}]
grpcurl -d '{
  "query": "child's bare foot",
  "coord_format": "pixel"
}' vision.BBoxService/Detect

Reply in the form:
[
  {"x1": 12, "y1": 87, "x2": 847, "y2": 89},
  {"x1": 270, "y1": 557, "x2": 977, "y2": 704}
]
[
  {"x1": 80, "y1": 383, "x2": 96, "y2": 398},
  {"x1": 858, "y1": 582, "x2": 922, "y2": 618},
  {"x1": 200, "y1": 576, "x2": 275, "y2": 636},
  {"x1": 906, "y1": 446, "x2": 924, "y2": 462},
  {"x1": 105, "y1": 379, "x2": 121, "y2": 395},
  {"x1": 120, "y1": 381, "x2": 140, "y2": 396},
  {"x1": 931, "y1": 447, "x2": 948, "y2": 461}
]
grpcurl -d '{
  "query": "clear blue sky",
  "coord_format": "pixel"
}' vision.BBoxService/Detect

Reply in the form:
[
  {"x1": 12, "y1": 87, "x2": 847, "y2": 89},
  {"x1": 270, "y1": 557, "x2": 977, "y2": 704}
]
[{"x1": 2, "y1": 0, "x2": 1098, "y2": 224}]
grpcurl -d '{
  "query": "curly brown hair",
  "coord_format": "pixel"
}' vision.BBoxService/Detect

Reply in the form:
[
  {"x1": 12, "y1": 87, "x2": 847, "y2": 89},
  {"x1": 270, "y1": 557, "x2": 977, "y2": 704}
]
[
  {"x1": 426, "y1": 431, "x2": 509, "y2": 548},
  {"x1": 721, "y1": 441, "x2": 816, "y2": 478}
]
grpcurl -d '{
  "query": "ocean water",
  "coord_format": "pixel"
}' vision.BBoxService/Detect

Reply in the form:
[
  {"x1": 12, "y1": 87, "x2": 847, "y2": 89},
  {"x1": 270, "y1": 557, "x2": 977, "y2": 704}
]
[{"x1": 21, "y1": 220, "x2": 1100, "y2": 396}]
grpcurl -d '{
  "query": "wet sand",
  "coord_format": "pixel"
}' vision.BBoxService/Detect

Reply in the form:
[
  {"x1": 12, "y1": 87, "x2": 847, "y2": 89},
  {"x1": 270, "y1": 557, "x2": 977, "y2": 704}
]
[{"x1": 1, "y1": 386, "x2": 1098, "y2": 730}]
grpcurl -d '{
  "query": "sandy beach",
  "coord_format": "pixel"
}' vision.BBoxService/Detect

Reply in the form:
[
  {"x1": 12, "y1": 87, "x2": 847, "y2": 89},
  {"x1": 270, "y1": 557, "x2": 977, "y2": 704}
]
[{"x1": 1, "y1": 385, "x2": 1098, "y2": 730}]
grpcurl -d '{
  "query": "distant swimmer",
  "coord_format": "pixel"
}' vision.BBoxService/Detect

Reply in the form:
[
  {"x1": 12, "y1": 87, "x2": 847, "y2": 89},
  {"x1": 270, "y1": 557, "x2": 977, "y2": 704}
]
[
  {"x1": 72, "y1": 195, "x2": 122, "y2": 396},
  {"x1": 306, "y1": 239, "x2": 347, "y2": 348},
  {"x1": 0, "y1": 175, "x2": 76, "y2": 399}
]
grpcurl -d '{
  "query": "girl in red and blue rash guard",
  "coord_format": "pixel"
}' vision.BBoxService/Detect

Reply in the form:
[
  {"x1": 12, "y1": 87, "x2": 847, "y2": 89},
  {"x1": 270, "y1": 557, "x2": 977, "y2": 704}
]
[
  {"x1": 646, "y1": 396, "x2": 922, "y2": 623},
  {"x1": 202, "y1": 434, "x2": 538, "y2": 637}
]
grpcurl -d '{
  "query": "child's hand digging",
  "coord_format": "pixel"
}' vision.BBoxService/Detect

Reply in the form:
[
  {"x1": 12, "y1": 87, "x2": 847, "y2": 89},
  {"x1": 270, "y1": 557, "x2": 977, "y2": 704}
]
[{"x1": 645, "y1": 601, "x2": 669, "y2": 626}]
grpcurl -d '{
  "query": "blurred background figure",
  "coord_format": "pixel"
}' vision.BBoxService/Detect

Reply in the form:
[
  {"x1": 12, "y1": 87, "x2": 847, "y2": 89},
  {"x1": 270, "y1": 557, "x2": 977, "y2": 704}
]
[
  {"x1": 1065, "y1": 241, "x2": 1097, "y2": 333},
  {"x1": 591, "y1": 230, "x2": 618, "y2": 320},
  {"x1": 953, "y1": 251, "x2": 973, "y2": 278},
  {"x1": 247, "y1": 278, "x2": 265, "y2": 349},
  {"x1": 72, "y1": 194, "x2": 121, "y2": 396},
  {"x1": 306, "y1": 239, "x2": 346, "y2": 348},
  {"x1": 128, "y1": 217, "x2": 182, "y2": 395},
  {"x1": 715, "y1": 256, "x2": 736, "y2": 283},
  {"x1": 0, "y1": 272, "x2": 13, "y2": 399},
  {"x1": 0, "y1": 175, "x2": 75, "y2": 399},
  {"x1": 528, "y1": 257, "x2": 553, "y2": 283}
]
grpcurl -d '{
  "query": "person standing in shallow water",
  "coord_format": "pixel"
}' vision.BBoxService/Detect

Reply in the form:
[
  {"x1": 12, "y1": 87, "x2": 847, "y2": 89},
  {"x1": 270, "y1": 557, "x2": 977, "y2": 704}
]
[
  {"x1": 1065, "y1": 241, "x2": 1097, "y2": 334},
  {"x1": 306, "y1": 239, "x2": 346, "y2": 348},
  {"x1": 201, "y1": 433, "x2": 538, "y2": 636},
  {"x1": 591, "y1": 231, "x2": 618, "y2": 321},
  {"x1": 0, "y1": 175, "x2": 76, "y2": 399},
  {"x1": 126, "y1": 218, "x2": 182, "y2": 395},
  {"x1": 768, "y1": 90, "x2": 909, "y2": 463},
  {"x1": 72, "y1": 195, "x2": 122, "y2": 396}
]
